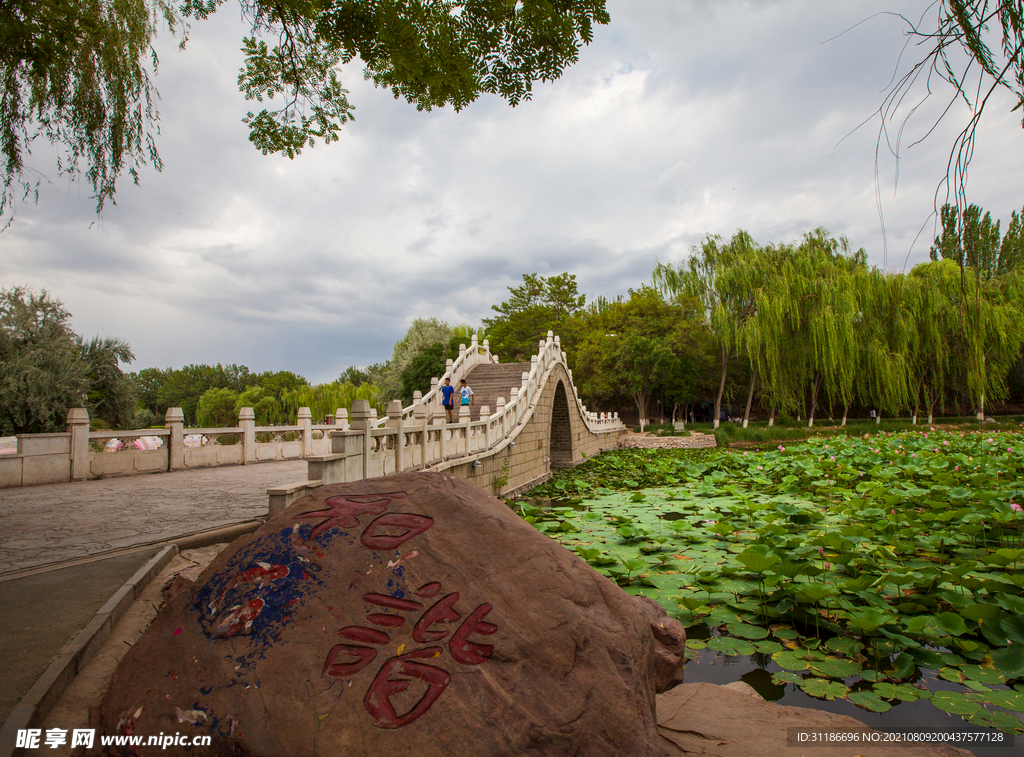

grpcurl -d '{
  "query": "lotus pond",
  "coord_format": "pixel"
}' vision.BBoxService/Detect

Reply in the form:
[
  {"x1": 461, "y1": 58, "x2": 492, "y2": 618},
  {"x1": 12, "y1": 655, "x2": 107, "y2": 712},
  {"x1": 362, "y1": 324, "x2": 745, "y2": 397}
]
[{"x1": 521, "y1": 429, "x2": 1024, "y2": 743}]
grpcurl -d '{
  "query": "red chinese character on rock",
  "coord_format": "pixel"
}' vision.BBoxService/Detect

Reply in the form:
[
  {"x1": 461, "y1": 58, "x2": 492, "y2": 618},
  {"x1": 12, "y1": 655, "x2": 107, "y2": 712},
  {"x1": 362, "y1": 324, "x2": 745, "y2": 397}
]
[
  {"x1": 413, "y1": 593, "x2": 461, "y2": 642},
  {"x1": 322, "y1": 644, "x2": 378, "y2": 678},
  {"x1": 363, "y1": 647, "x2": 451, "y2": 729},
  {"x1": 298, "y1": 492, "x2": 408, "y2": 539},
  {"x1": 360, "y1": 513, "x2": 434, "y2": 550},
  {"x1": 450, "y1": 603, "x2": 497, "y2": 665}
]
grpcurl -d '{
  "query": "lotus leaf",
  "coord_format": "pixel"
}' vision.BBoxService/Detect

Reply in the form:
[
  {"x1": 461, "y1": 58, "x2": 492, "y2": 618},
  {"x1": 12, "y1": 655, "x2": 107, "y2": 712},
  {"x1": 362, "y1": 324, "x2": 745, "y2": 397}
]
[
  {"x1": 963, "y1": 679, "x2": 991, "y2": 692},
  {"x1": 771, "y1": 671, "x2": 804, "y2": 686},
  {"x1": 929, "y1": 691, "x2": 981, "y2": 716},
  {"x1": 1001, "y1": 616, "x2": 1024, "y2": 645},
  {"x1": 995, "y1": 594, "x2": 1024, "y2": 614},
  {"x1": 847, "y1": 690, "x2": 892, "y2": 712},
  {"x1": 706, "y1": 636, "x2": 756, "y2": 656},
  {"x1": 798, "y1": 678, "x2": 850, "y2": 700},
  {"x1": 967, "y1": 709, "x2": 1024, "y2": 734},
  {"x1": 773, "y1": 649, "x2": 815, "y2": 671},
  {"x1": 825, "y1": 637, "x2": 864, "y2": 657},
  {"x1": 807, "y1": 658, "x2": 862, "y2": 679},
  {"x1": 961, "y1": 603, "x2": 1002, "y2": 623},
  {"x1": 939, "y1": 667, "x2": 966, "y2": 684},
  {"x1": 933, "y1": 612, "x2": 969, "y2": 636},
  {"x1": 771, "y1": 627, "x2": 800, "y2": 640},
  {"x1": 990, "y1": 645, "x2": 1024, "y2": 678}
]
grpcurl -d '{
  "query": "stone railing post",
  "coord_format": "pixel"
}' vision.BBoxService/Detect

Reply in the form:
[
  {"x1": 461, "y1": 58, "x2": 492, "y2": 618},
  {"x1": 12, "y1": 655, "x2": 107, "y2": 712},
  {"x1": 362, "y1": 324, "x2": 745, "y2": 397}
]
[
  {"x1": 351, "y1": 400, "x2": 373, "y2": 480},
  {"x1": 480, "y1": 405, "x2": 490, "y2": 449},
  {"x1": 482, "y1": 338, "x2": 490, "y2": 360},
  {"x1": 458, "y1": 404, "x2": 471, "y2": 456},
  {"x1": 67, "y1": 407, "x2": 90, "y2": 481},
  {"x1": 335, "y1": 408, "x2": 349, "y2": 431},
  {"x1": 386, "y1": 399, "x2": 405, "y2": 473},
  {"x1": 239, "y1": 407, "x2": 256, "y2": 463},
  {"x1": 496, "y1": 397, "x2": 505, "y2": 439},
  {"x1": 413, "y1": 392, "x2": 427, "y2": 465},
  {"x1": 298, "y1": 407, "x2": 312, "y2": 457},
  {"x1": 330, "y1": 408, "x2": 349, "y2": 454},
  {"x1": 165, "y1": 408, "x2": 184, "y2": 471}
]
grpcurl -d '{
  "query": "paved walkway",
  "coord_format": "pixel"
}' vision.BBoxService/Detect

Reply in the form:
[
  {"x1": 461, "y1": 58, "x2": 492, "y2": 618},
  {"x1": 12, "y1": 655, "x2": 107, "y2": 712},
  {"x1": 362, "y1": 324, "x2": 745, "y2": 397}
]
[{"x1": 0, "y1": 460, "x2": 307, "y2": 575}]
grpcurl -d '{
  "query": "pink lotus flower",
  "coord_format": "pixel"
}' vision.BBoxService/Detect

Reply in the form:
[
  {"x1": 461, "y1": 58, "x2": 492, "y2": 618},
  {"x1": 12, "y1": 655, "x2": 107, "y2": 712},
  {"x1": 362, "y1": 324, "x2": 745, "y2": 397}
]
[{"x1": 1011, "y1": 503, "x2": 1022, "y2": 512}]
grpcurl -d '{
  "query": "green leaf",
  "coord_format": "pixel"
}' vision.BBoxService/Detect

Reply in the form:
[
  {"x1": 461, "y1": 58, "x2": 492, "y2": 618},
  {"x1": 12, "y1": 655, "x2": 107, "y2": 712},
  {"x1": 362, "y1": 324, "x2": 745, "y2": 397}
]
[
  {"x1": 962, "y1": 603, "x2": 1001, "y2": 623},
  {"x1": 848, "y1": 690, "x2": 892, "y2": 712},
  {"x1": 825, "y1": 637, "x2": 864, "y2": 657},
  {"x1": 807, "y1": 658, "x2": 862, "y2": 679},
  {"x1": 983, "y1": 688, "x2": 1024, "y2": 712},
  {"x1": 726, "y1": 622, "x2": 769, "y2": 640},
  {"x1": 772, "y1": 650, "x2": 811, "y2": 671},
  {"x1": 798, "y1": 678, "x2": 849, "y2": 700},
  {"x1": 771, "y1": 670, "x2": 804, "y2": 686},
  {"x1": 707, "y1": 636, "x2": 757, "y2": 656},
  {"x1": 968, "y1": 709, "x2": 1024, "y2": 734},
  {"x1": 1001, "y1": 615, "x2": 1024, "y2": 644},
  {"x1": 991, "y1": 645, "x2": 1024, "y2": 678},
  {"x1": 930, "y1": 691, "x2": 981, "y2": 716},
  {"x1": 735, "y1": 548, "x2": 780, "y2": 574},
  {"x1": 934, "y1": 612, "x2": 969, "y2": 636}
]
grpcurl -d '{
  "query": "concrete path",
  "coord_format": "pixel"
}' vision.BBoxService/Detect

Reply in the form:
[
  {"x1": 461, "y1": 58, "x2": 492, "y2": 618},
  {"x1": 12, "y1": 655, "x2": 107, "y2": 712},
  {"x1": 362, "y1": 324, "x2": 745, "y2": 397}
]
[{"x1": 0, "y1": 460, "x2": 306, "y2": 575}]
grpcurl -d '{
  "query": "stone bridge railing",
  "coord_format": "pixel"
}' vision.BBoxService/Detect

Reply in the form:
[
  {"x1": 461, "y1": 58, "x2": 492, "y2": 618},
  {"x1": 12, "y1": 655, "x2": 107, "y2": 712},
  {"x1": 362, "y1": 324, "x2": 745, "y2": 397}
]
[
  {"x1": 269, "y1": 332, "x2": 625, "y2": 513},
  {"x1": 0, "y1": 406, "x2": 345, "y2": 488}
]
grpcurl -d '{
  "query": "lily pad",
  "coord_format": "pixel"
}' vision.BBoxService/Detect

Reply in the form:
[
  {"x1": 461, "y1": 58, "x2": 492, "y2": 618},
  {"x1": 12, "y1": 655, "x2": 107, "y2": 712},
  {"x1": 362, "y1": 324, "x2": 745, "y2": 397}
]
[
  {"x1": 706, "y1": 636, "x2": 756, "y2": 656},
  {"x1": 848, "y1": 690, "x2": 892, "y2": 712},
  {"x1": 967, "y1": 709, "x2": 1024, "y2": 734},
  {"x1": 726, "y1": 622, "x2": 770, "y2": 640},
  {"x1": 986, "y1": 689, "x2": 1024, "y2": 712},
  {"x1": 772, "y1": 650, "x2": 810, "y2": 671},
  {"x1": 991, "y1": 645, "x2": 1024, "y2": 678},
  {"x1": 772, "y1": 627, "x2": 801, "y2": 640},
  {"x1": 807, "y1": 658, "x2": 862, "y2": 679},
  {"x1": 771, "y1": 670, "x2": 804, "y2": 686},
  {"x1": 824, "y1": 637, "x2": 864, "y2": 657},
  {"x1": 755, "y1": 639, "x2": 783, "y2": 655},
  {"x1": 930, "y1": 691, "x2": 982, "y2": 716},
  {"x1": 798, "y1": 678, "x2": 849, "y2": 700},
  {"x1": 960, "y1": 664, "x2": 1007, "y2": 685}
]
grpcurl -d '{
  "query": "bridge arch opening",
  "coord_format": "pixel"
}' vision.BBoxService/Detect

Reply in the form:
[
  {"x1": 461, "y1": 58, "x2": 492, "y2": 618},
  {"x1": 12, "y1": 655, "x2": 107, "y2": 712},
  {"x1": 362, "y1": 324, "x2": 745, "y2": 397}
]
[{"x1": 550, "y1": 381, "x2": 573, "y2": 468}]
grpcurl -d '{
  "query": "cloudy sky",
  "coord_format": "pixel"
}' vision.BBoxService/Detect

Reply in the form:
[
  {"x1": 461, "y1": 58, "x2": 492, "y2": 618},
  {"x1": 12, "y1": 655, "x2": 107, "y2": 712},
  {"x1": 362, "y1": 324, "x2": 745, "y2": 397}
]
[{"x1": 2, "y1": 0, "x2": 1022, "y2": 383}]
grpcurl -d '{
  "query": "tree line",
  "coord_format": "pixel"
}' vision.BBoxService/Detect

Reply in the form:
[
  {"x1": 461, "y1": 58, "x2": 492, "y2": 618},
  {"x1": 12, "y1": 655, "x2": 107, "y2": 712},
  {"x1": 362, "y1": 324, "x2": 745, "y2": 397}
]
[{"x1": 4, "y1": 200, "x2": 1023, "y2": 434}]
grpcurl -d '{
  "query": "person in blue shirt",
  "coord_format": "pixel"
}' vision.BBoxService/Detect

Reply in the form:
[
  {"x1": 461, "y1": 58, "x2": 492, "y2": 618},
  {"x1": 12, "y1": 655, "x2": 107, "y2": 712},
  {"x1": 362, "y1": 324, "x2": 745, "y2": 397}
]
[{"x1": 440, "y1": 378, "x2": 456, "y2": 422}]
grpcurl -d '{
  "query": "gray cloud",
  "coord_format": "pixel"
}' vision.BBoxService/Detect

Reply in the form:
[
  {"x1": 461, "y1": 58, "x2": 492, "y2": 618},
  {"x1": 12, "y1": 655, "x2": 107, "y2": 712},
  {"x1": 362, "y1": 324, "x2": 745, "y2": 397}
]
[{"x1": 2, "y1": 0, "x2": 1022, "y2": 383}]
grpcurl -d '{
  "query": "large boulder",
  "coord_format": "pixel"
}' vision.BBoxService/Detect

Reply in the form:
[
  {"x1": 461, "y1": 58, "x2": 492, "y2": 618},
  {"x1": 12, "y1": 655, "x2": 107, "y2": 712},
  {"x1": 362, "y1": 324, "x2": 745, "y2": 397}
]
[{"x1": 97, "y1": 471, "x2": 684, "y2": 756}]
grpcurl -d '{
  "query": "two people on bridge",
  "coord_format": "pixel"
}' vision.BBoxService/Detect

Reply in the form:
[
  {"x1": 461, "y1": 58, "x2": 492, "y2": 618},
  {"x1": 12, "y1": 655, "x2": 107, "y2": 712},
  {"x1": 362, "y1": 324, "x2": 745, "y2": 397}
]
[{"x1": 440, "y1": 378, "x2": 474, "y2": 422}]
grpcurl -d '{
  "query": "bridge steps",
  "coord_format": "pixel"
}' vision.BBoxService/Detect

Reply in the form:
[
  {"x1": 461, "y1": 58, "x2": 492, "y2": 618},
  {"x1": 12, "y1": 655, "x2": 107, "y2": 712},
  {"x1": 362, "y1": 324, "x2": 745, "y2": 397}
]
[{"x1": 462, "y1": 362, "x2": 532, "y2": 420}]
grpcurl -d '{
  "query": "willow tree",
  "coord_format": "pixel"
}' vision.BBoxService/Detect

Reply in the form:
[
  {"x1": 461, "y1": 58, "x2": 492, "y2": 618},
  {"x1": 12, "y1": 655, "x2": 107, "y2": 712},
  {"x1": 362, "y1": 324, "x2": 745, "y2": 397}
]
[
  {"x1": 849, "y1": 267, "x2": 914, "y2": 424},
  {"x1": 654, "y1": 230, "x2": 761, "y2": 429},
  {"x1": 773, "y1": 230, "x2": 867, "y2": 428}
]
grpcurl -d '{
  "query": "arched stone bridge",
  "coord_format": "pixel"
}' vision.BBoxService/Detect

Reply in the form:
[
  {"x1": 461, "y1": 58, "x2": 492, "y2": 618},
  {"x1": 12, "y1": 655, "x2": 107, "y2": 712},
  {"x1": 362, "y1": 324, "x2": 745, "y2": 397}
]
[{"x1": 269, "y1": 333, "x2": 625, "y2": 514}]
